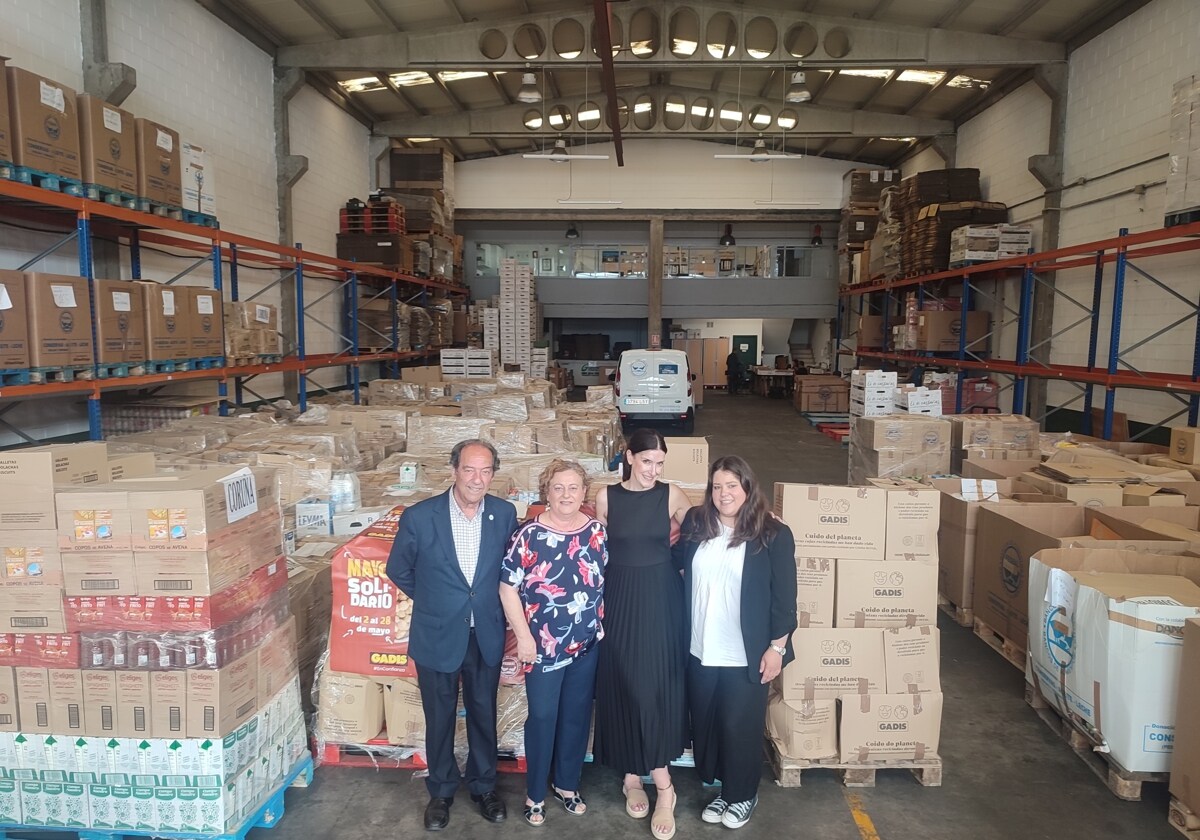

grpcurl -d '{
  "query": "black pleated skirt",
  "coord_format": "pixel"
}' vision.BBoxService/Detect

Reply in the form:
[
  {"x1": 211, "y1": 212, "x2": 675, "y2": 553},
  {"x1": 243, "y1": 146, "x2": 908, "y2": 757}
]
[{"x1": 593, "y1": 560, "x2": 689, "y2": 775}]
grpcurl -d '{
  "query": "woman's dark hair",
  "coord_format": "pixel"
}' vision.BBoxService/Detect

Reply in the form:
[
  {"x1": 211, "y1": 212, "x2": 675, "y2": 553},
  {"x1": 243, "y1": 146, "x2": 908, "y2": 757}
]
[
  {"x1": 685, "y1": 455, "x2": 779, "y2": 551},
  {"x1": 621, "y1": 427, "x2": 668, "y2": 480}
]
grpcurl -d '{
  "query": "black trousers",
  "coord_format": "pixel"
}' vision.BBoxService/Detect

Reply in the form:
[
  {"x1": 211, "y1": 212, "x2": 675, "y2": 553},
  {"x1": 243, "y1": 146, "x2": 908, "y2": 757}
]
[
  {"x1": 686, "y1": 655, "x2": 769, "y2": 803},
  {"x1": 415, "y1": 630, "x2": 501, "y2": 799}
]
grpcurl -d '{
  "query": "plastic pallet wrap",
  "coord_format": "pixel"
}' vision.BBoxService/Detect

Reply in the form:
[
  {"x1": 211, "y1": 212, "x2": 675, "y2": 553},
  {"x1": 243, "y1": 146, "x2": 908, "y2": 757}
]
[
  {"x1": 368, "y1": 379, "x2": 426, "y2": 404},
  {"x1": 410, "y1": 306, "x2": 433, "y2": 349},
  {"x1": 484, "y1": 422, "x2": 538, "y2": 455},
  {"x1": 460, "y1": 393, "x2": 532, "y2": 422},
  {"x1": 406, "y1": 416, "x2": 497, "y2": 455}
]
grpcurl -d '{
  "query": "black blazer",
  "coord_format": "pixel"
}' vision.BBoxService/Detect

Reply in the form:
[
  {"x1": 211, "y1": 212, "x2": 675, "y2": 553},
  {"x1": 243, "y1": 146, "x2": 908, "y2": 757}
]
[
  {"x1": 673, "y1": 511, "x2": 798, "y2": 683},
  {"x1": 386, "y1": 490, "x2": 519, "y2": 672}
]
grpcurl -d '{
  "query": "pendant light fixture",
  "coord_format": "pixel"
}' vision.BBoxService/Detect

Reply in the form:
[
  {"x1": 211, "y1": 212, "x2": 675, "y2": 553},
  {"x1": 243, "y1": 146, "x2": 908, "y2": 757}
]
[
  {"x1": 565, "y1": 223, "x2": 580, "y2": 240},
  {"x1": 517, "y1": 66, "x2": 541, "y2": 104},
  {"x1": 785, "y1": 64, "x2": 812, "y2": 103},
  {"x1": 719, "y1": 224, "x2": 736, "y2": 247}
]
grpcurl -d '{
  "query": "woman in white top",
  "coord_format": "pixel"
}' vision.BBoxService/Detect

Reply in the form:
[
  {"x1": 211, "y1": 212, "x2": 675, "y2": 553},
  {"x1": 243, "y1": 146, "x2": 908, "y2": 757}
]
[{"x1": 672, "y1": 455, "x2": 797, "y2": 830}]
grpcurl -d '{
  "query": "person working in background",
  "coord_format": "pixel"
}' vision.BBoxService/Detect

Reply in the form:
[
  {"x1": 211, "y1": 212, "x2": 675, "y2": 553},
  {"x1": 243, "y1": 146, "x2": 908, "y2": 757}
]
[
  {"x1": 726, "y1": 350, "x2": 745, "y2": 395},
  {"x1": 387, "y1": 439, "x2": 519, "y2": 831}
]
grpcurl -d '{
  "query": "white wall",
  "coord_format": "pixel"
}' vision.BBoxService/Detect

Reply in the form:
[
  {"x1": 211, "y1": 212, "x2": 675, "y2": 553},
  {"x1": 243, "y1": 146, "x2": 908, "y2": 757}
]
[
  {"x1": 900, "y1": 146, "x2": 945, "y2": 178},
  {"x1": 0, "y1": 0, "x2": 370, "y2": 443},
  {"x1": 456, "y1": 138, "x2": 860, "y2": 210}
]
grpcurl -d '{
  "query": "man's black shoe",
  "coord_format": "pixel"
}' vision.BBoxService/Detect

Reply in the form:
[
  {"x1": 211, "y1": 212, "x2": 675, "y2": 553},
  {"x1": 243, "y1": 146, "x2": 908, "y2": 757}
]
[
  {"x1": 472, "y1": 791, "x2": 507, "y2": 823},
  {"x1": 424, "y1": 797, "x2": 452, "y2": 831}
]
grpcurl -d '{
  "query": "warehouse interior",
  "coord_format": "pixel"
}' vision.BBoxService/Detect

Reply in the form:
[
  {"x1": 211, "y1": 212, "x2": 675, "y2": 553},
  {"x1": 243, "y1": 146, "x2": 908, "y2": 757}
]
[{"x1": 0, "y1": 0, "x2": 1198, "y2": 838}]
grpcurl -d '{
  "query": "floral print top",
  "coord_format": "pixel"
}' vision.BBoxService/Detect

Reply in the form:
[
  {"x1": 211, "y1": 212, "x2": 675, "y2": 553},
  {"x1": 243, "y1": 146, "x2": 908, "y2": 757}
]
[{"x1": 502, "y1": 517, "x2": 608, "y2": 673}]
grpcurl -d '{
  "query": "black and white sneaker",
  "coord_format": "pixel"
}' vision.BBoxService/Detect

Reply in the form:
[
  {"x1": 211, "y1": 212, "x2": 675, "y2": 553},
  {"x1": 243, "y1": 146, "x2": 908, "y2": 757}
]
[
  {"x1": 721, "y1": 797, "x2": 758, "y2": 829},
  {"x1": 701, "y1": 796, "x2": 728, "y2": 824}
]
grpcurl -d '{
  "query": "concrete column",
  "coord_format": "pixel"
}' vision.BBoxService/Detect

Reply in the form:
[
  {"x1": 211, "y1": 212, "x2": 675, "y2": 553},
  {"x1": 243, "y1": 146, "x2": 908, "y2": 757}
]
[
  {"x1": 931, "y1": 134, "x2": 957, "y2": 166},
  {"x1": 275, "y1": 68, "x2": 309, "y2": 403},
  {"x1": 79, "y1": 0, "x2": 136, "y2": 280},
  {"x1": 648, "y1": 216, "x2": 664, "y2": 349},
  {"x1": 1026, "y1": 63, "x2": 1068, "y2": 423},
  {"x1": 369, "y1": 135, "x2": 390, "y2": 191}
]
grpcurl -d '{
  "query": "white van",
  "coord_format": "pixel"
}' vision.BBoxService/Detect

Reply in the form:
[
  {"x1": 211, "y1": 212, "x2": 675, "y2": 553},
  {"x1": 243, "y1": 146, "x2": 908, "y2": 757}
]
[{"x1": 614, "y1": 349, "x2": 696, "y2": 433}]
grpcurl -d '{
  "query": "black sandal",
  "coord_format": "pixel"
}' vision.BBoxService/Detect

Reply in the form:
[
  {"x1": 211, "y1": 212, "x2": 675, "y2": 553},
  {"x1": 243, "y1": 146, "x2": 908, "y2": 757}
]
[
  {"x1": 553, "y1": 789, "x2": 586, "y2": 815},
  {"x1": 524, "y1": 802, "x2": 546, "y2": 827}
]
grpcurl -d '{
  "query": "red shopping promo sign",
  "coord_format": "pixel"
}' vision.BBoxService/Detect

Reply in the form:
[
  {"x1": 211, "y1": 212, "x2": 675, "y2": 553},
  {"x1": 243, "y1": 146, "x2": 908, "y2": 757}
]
[{"x1": 328, "y1": 506, "x2": 417, "y2": 678}]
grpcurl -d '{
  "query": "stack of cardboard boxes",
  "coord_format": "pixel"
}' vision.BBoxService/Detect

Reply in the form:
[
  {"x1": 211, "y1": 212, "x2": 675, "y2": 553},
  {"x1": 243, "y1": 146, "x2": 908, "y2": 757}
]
[
  {"x1": 497, "y1": 260, "x2": 541, "y2": 374},
  {"x1": 767, "y1": 484, "x2": 942, "y2": 766},
  {"x1": 948, "y1": 414, "x2": 1040, "y2": 474},
  {"x1": 223, "y1": 301, "x2": 281, "y2": 361},
  {"x1": 0, "y1": 447, "x2": 307, "y2": 832},
  {"x1": 440, "y1": 348, "x2": 496, "y2": 379},
  {"x1": 848, "y1": 415, "x2": 952, "y2": 484},
  {"x1": 793, "y1": 375, "x2": 850, "y2": 415},
  {"x1": 850, "y1": 370, "x2": 897, "y2": 418}
]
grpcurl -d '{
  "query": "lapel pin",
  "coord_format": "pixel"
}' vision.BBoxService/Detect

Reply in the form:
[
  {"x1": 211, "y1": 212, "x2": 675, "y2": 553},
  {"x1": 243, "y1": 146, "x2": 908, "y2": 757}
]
[{"x1": 488, "y1": 514, "x2": 494, "y2": 521}]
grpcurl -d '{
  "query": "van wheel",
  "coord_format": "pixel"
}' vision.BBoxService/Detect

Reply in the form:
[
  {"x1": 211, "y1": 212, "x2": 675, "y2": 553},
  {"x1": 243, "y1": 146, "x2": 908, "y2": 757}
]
[{"x1": 681, "y1": 409, "x2": 695, "y2": 435}]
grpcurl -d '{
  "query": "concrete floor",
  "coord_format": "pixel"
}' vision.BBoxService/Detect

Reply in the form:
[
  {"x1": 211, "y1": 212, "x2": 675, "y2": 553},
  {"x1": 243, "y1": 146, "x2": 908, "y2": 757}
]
[{"x1": 253, "y1": 391, "x2": 1178, "y2": 840}]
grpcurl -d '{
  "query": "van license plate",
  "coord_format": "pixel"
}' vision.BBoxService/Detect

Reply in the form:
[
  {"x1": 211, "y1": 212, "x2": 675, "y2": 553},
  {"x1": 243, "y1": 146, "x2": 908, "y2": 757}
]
[{"x1": 625, "y1": 398, "x2": 650, "y2": 405}]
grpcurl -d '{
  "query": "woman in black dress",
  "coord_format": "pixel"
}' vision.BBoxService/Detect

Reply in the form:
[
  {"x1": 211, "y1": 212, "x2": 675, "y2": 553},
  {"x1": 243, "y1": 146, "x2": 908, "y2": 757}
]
[{"x1": 594, "y1": 428, "x2": 692, "y2": 840}]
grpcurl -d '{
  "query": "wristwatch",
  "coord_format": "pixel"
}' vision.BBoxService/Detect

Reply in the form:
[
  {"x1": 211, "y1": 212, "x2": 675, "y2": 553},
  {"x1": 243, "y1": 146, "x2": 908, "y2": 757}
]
[{"x1": 769, "y1": 643, "x2": 786, "y2": 656}]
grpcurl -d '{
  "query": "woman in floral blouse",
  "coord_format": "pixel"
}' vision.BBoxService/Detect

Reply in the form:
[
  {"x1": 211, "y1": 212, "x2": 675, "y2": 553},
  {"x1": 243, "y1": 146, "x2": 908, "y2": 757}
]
[{"x1": 500, "y1": 459, "x2": 608, "y2": 827}]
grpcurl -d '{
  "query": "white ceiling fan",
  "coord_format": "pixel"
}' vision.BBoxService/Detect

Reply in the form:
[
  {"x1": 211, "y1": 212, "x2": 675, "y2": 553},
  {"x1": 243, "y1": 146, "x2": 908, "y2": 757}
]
[
  {"x1": 523, "y1": 138, "x2": 609, "y2": 162},
  {"x1": 714, "y1": 137, "x2": 804, "y2": 162}
]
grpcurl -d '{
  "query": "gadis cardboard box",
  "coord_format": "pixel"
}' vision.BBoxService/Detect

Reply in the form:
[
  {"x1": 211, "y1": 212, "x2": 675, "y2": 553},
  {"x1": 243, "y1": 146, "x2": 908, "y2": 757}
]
[
  {"x1": 765, "y1": 693, "x2": 837, "y2": 760},
  {"x1": 76, "y1": 95, "x2": 136, "y2": 194},
  {"x1": 23, "y1": 273, "x2": 93, "y2": 368},
  {"x1": 795, "y1": 557, "x2": 835, "y2": 629},
  {"x1": 5, "y1": 67, "x2": 80, "y2": 179},
  {"x1": 134, "y1": 118, "x2": 181, "y2": 206},
  {"x1": 0, "y1": 269, "x2": 30, "y2": 370},
  {"x1": 777, "y1": 628, "x2": 886, "y2": 701},
  {"x1": 774, "y1": 483, "x2": 887, "y2": 561},
  {"x1": 839, "y1": 692, "x2": 943, "y2": 762},
  {"x1": 835, "y1": 559, "x2": 938, "y2": 628},
  {"x1": 884, "y1": 626, "x2": 941, "y2": 694},
  {"x1": 93, "y1": 278, "x2": 146, "y2": 366},
  {"x1": 383, "y1": 677, "x2": 424, "y2": 747}
]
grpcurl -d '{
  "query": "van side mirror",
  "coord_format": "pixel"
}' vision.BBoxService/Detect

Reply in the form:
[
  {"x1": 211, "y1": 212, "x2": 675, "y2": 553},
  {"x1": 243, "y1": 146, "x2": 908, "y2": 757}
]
[
  {"x1": 607, "y1": 372, "x2": 615, "y2": 382},
  {"x1": 690, "y1": 373, "x2": 697, "y2": 381}
]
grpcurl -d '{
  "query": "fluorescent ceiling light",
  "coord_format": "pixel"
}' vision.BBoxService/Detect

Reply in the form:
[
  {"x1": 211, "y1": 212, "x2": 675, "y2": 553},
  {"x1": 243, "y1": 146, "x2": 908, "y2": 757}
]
[{"x1": 714, "y1": 138, "x2": 804, "y2": 162}]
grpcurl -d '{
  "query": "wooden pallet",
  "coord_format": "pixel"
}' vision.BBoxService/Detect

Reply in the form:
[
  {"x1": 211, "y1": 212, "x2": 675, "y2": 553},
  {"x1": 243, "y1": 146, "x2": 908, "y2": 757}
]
[
  {"x1": 972, "y1": 616, "x2": 1025, "y2": 671},
  {"x1": 29, "y1": 365, "x2": 94, "y2": 384},
  {"x1": 1169, "y1": 798, "x2": 1200, "y2": 839},
  {"x1": 937, "y1": 593, "x2": 974, "y2": 628},
  {"x1": 766, "y1": 740, "x2": 941, "y2": 789},
  {"x1": 817, "y1": 422, "x2": 851, "y2": 444},
  {"x1": 800, "y1": 411, "x2": 850, "y2": 427},
  {"x1": 1024, "y1": 684, "x2": 1168, "y2": 801},
  {"x1": 84, "y1": 183, "x2": 138, "y2": 209}
]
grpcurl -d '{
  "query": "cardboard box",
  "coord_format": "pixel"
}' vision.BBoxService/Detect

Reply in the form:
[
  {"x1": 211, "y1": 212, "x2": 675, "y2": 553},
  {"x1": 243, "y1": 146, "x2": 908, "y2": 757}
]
[
  {"x1": 839, "y1": 692, "x2": 943, "y2": 761},
  {"x1": 0, "y1": 442, "x2": 107, "y2": 530},
  {"x1": 973, "y1": 506, "x2": 1188, "y2": 654},
  {"x1": 134, "y1": 118, "x2": 182, "y2": 206},
  {"x1": 150, "y1": 671, "x2": 188, "y2": 739},
  {"x1": 5, "y1": 67, "x2": 80, "y2": 179},
  {"x1": 884, "y1": 626, "x2": 940, "y2": 693},
  {"x1": 930, "y1": 477, "x2": 1068, "y2": 612},
  {"x1": 950, "y1": 414, "x2": 1039, "y2": 450},
  {"x1": 1086, "y1": 506, "x2": 1200, "y2": 551},
  {"x1": 383, "y1": 677, "x2": 424, "y2": 747},
  {"x1": 0, "y1": 585, "x2": 65, "y2": 633},
  {"x1": 663, "y1": 437, "x2": 708, "y2": 486},
  {"x1": 835, "y1": 560, "x2": 938, "y2": 628},
  {"x1": 81, "y1": 670, "x2": 117, "y2": 736},
  {"x1": 1171, "y1": 618, "x2": 1200, "y2": 814},
  {"x1": 47, "y1": 668, "x2": 84, "y2": 734},
  {"x1": 0, "y1": 269, "x2": 30, "y2": 369},
  {"x1": 1122, "y1": 485, "x2": 1186, "y2": 506},
  {"x1": 187, "y1": 287, "x2": 223, "y2": 359},
  {"x1": 15, "y1": 667, "x2": 51, "y2": 733},
  {"x1": 136, "y1": 281, "x2": 188, "y2": 361},
  {"x1": 1170, "y1": 427, "x2": 1200, "y2": 466},
  {"x1": 181, "y1": 141, "x2": 216, "y2": 217},
  {"x1": 852, "y1": 416, "x2": 951, "y2": 451},
  {"x1": 0, "y1": 529, "x2": 62, "y2": 588},
  {"x1": 795, "y1": 557, "x2": 835, "y2": 628},
  {"x1": 765, "y1": 694, "x2": 838, "y2": 761},
  {"x1": 54, "y1": 486, "x2": 131, "y2": 552},
  {"x1": 76, "y1": 95, "x2": 136, "y2": 194},
  {"x1": 317, "y1": 669, "x2": 385, "y2": 743},
  {"x1": 778, "y1": 628, "x2": 886, "y2": 700},
  {"x1": 125, "y1": 467, "x2": 278, "y2": 552},
  {"x1": 775, "y1": 484, "x2": 887, "y2": 561},
  {"x1": 256, "y1": 616, "x2": 298, "y2": 707},
  {"x1": 93, "y1": 278, "x2": 147, "y2": 366},
  {"x1": 1028, "y1": 548, "x2": 1200, "y2": 773},
  {"x1": 105, "y1": 453, "x2": 157, "y2": 482},
  {"x1": 115, "y1": 671, "x2": 150, "y2": 738},
  {"x1": 915, "y1": 311, "x2": 989, "y2": 352},
  {"x1": 883, "y1": 488, "x2": 940, "y2": 561},
  {"x1": 24, "y1": 273, "x2": 94, "y2": 368},
  {"x1": 960, "y1": 459, "x2": 1044, "y2": 480},
  {"x1": 0, "y1": 667, "x2": 17, "y2": 732},
  {"x1": 1019, "y1": 472, "x2": 1124, "y2": 508},
  {"x1": 857, "y1": 315, "x2": 886, "y2": 348},
  {"x1": 62, "y1": 552, "x2": 136, "y2": 596},
  {"x1": 186, "y1": 651, "x2": 258, "y2": 738}
]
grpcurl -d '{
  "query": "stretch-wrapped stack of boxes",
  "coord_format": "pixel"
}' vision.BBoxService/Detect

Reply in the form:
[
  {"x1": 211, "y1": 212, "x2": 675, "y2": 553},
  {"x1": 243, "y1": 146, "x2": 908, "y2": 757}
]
[
  {"x1": 0, "y1": 445, "x2": 307, "y2": 832},
  {"x1": 224, "y1": 301, "x2": 281, "y2": 360},
  {"x1": 850, "y1": 370, "x2": 897, "y2": 417},
  {"x1": 849, "y1": 415, "x2": 952, "y2": 484},
  {"x1": 498, "y1": 260, "x2": 540, "y2": 373},
  {"x1": 948, "y1": 413, "x2": 1040, "y2": 474},
  {"x1": 768, "y1": 484, "x2": 942, "y2": 764}
]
